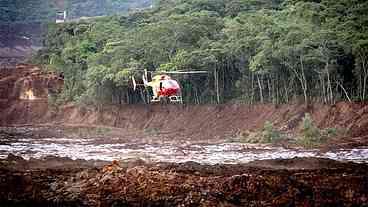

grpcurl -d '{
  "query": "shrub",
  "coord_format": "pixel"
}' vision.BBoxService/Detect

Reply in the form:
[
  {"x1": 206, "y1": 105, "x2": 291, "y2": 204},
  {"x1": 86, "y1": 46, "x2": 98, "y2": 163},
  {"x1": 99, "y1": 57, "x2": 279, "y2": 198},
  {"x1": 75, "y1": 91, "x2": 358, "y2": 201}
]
[
  {"x1": 298, "y1": 113, "x2": 323, "y2": 148},
  {"x1": 261, "y1": 121, "x2": 282, "y2": 143},
  {"x1": 323, "y1": 127, "x2": 338, "y2": 138},
  {"x1": 144, "y1": 127, "x2": 160, "y2": 136},
  {"x1": 238, "y1": 130, "x2": 260, "y2": 143},
  {"x1": 239, "y1": 121, "x2": 283, "y2": 144}
]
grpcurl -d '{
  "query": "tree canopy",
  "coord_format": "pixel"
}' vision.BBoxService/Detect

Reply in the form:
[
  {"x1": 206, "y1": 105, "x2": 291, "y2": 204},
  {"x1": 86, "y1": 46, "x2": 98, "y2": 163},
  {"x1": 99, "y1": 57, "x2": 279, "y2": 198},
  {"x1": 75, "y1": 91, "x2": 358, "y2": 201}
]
[{"x1": 34, "y1": 0, "x2": 368, "y2": 105}]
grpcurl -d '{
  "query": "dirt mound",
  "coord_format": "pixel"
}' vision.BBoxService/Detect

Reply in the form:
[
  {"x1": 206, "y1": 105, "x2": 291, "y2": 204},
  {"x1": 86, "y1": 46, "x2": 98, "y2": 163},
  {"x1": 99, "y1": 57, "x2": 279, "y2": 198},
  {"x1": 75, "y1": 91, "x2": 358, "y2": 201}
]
[{"x1": 1, "y1": 156, "x2": 367, "y2": 206}]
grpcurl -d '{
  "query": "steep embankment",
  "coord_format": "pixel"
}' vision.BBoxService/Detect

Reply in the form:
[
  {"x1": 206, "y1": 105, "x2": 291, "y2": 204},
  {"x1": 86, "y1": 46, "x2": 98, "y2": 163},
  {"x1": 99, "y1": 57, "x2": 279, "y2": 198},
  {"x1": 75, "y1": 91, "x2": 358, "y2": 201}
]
[{"x1": 1, "y1": 64, "x2": 368, "y2": 142}]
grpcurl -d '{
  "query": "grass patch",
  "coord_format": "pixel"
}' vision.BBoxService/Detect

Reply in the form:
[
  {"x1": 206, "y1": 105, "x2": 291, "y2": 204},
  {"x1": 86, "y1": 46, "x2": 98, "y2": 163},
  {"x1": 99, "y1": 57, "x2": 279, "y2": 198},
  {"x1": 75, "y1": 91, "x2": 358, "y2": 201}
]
[
  {"x1": 235, "y1": 115, "x2": 346, "y2": 148},
  {"x1": 144, "y1": 127, "x2": 160, "y2": 136}
]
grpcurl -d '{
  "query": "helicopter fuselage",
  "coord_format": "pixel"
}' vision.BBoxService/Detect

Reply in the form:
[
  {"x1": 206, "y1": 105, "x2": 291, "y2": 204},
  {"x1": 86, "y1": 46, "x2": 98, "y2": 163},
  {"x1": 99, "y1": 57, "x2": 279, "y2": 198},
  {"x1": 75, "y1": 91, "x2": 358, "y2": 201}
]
[
  {"x1": 157, "y1": 79, "x2": 180, "y2": 97},
  {"x1": 146, "y1": 75, "x2": 182, "y2": 103}
]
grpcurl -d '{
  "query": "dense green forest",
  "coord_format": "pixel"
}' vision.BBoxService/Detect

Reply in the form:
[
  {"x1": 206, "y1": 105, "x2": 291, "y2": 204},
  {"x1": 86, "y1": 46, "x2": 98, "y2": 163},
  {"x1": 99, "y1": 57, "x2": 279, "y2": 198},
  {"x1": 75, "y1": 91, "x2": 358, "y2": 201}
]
[{"x1": 34, "y1": 0, "x2": 368, "y2": 105}]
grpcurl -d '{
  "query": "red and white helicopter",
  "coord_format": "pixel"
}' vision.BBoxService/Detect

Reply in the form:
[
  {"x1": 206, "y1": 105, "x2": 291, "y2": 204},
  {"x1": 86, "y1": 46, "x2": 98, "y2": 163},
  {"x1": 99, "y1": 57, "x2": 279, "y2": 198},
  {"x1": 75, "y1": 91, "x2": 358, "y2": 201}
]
[{"x1": 132, "y1": 70, "x2": 207, "y2": 103}]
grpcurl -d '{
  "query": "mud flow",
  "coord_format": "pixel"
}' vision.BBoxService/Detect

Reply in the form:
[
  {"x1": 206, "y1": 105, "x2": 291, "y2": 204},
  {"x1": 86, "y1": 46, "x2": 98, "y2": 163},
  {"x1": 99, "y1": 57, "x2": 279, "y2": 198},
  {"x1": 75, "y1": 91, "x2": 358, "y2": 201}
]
[
  {"x1": 1, "y1": 126, "x2": 368, "y2": 164},
  {"x1": 0, "y1": 126, "x2": 368, "y2": 206}
]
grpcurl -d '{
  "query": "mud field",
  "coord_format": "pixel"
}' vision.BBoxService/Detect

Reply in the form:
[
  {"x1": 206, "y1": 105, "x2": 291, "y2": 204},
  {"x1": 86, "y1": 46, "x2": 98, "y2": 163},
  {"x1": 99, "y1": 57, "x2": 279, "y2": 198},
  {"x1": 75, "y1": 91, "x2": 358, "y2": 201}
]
[
  {"x1": 0, "y1": 126, "x2": 368, "y2": 206},
  {"x1": 1, "y1": 126, "x2": 368, "y2": 164},
  {"x1": 1, "y1": 65, "x2": 368, "y2": 206}
]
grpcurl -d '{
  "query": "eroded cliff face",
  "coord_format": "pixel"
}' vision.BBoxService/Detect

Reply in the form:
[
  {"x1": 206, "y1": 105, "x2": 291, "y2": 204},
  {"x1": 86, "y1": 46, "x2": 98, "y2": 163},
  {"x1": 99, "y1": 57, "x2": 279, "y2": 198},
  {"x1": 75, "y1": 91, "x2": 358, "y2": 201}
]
[
  {"x1": 0, "y1": 64, "x2": 62, "y2": 99},
  {"x1": 0, "y1": 64, "x2": 63, "y2": 124}
]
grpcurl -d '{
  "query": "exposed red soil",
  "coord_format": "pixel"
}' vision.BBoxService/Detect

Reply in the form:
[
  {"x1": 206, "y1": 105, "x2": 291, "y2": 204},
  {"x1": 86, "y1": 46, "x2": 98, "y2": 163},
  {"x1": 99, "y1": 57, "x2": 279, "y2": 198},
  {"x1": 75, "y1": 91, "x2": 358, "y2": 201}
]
[
  {"x1": 1, "y1": 155, "x2": 368, "y2": 207},
  {"x1": 0, "y1": 64, "x2": 62, "y2": 111}
]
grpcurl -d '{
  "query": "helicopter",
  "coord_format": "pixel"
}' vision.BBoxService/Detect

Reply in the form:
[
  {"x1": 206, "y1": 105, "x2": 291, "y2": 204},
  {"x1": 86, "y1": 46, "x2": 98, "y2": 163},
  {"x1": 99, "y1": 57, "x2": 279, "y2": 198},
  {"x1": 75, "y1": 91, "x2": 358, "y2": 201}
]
[{"x1": 131, "y1": 70, "x2": 207, "y2": 104}]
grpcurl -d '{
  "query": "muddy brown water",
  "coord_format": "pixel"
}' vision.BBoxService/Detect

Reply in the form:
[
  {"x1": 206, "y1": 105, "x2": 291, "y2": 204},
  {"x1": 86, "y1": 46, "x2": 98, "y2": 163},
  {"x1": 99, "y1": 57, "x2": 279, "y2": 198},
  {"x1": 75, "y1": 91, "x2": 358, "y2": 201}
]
[{"x1": 1, "y1": 126, "x2": 368, "y2": 164}]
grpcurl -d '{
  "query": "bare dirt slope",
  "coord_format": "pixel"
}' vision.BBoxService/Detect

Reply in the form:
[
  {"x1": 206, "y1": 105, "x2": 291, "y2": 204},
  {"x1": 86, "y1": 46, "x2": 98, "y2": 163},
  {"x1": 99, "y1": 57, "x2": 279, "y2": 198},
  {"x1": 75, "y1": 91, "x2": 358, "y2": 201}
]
[{"x1": 1, "y1": 64, "x2": 368, "y2": 145}]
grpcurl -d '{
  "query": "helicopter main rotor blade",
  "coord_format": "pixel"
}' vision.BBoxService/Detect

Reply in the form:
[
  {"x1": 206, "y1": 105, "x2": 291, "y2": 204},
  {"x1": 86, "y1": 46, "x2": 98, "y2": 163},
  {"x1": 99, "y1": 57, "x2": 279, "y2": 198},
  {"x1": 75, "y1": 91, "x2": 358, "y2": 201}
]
[{"x1": 157, "y1": 71, "x2": 208, "y2": 74}]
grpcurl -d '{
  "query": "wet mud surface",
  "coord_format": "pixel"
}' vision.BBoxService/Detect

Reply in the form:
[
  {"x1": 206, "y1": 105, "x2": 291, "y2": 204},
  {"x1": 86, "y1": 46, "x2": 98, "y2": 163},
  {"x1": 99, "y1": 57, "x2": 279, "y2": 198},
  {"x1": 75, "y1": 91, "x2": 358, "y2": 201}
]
[
  {"x1": 1, "y1": 126, "x2": 368, "y2": 164},
  {"x1": 0, "y1": 126, "x2": 368, "y2": 206}
]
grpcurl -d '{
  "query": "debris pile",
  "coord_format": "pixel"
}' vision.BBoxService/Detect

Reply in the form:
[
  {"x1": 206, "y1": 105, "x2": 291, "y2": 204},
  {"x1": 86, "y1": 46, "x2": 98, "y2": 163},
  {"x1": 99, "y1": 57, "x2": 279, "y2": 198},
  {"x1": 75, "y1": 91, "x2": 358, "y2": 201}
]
[{"x1": 1, "y1": 157, "x2": 367, "y2": 206}]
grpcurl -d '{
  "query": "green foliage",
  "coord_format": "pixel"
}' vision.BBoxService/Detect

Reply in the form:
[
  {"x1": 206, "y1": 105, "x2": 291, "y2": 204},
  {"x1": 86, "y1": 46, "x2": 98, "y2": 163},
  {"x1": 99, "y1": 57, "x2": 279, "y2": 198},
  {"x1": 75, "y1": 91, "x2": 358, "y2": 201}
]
[
  {"x1": 239, "y1": 121, "x2": 284, "y2": 144},
  {"x1": 33, "y1": 0, "x2": 368, "y2": 105},
  {"x1": 323, "y1": 127, "x2": 338, "y2": 138},
  {"x1": 298, "y1": 113, "x2": 322, "y2": 148},
  {"x1": 322, "y1": 127, "x2": 348, "y2": 139},
  {"x1": 261, "y1": 121, "x2": 282, "y2": 143},
  {"x1": 144, "y1": 127, "x2": 161, "y2": 136},
  {"x1": 297, "y1": 113, "x2": 348, "y2": 148}
]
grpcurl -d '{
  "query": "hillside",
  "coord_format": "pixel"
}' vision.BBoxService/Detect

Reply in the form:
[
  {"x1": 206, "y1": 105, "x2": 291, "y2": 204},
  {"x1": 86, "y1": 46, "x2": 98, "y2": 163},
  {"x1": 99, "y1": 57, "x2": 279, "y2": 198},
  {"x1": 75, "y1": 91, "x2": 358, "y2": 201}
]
[{"x1": 0, "y1": 0, "x2": 152, "y2": 67}]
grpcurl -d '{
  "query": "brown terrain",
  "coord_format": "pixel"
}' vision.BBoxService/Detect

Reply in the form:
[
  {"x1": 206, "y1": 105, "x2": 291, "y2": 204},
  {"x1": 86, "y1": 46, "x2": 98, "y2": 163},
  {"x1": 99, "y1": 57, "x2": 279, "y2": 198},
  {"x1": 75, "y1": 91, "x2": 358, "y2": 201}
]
[{"x1": 0, "y1": 64, "x2": 368, "y2": 206}]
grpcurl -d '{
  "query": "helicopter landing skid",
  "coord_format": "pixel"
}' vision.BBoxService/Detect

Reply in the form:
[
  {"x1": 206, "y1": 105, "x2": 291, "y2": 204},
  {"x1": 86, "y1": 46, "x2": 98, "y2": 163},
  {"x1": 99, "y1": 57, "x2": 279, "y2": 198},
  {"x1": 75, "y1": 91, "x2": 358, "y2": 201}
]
[
  {"x1": 150, "y1": 96, "x2": 183, "y2": 104},
  {"x1": 169, "y1": 95, "x2": 183, "y2": 104}
]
